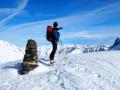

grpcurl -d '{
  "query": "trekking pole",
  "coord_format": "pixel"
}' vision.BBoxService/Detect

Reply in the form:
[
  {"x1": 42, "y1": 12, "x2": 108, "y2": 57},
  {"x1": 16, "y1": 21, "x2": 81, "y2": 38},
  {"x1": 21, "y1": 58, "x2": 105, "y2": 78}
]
[
  {"x1": 59, "y1": 37, "x2": 67, "y2": 54},
  {"x1": 18, "y1": 48, "x2": 24, "y2": 55},
  {"x1": 59, "y1": 37, "x2": 63, "y2": 47},
  {"x1": 58, "y1": 37, "x2": 63, "y2": 54}
]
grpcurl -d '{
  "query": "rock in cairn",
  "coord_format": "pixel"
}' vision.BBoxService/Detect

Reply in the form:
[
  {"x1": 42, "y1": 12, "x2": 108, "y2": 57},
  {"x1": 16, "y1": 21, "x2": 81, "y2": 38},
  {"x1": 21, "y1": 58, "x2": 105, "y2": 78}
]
[{"x1": 19, "y1": 39, "x2": 38, "y2": 75}]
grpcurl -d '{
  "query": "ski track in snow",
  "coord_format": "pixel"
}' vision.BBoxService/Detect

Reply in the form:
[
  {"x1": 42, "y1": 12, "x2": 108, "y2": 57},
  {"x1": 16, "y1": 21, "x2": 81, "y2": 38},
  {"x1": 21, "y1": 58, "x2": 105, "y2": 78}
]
[{"x1": 0, "y1": 51, "x2": 120, "y2": 90}]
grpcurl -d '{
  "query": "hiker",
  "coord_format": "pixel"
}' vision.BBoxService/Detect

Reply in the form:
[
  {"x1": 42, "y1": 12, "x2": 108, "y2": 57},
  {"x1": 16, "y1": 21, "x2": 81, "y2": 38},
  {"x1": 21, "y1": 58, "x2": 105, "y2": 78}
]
[{"x1": 46, "y1": 22, "x2": 62, "y2": 64}]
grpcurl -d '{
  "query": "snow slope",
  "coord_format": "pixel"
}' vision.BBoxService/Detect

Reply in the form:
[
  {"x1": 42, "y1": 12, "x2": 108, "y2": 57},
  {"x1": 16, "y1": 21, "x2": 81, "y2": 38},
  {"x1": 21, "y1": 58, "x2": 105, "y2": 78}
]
[
  {"x1": 0, "y1": 40, "x2": 24, "y2": 64},
  {"x1": 0, "y1": 40, "x2": 120, "y2": 90},
  {"x1": 0, "y1": 50, "x2": 120, "y2": 90}
]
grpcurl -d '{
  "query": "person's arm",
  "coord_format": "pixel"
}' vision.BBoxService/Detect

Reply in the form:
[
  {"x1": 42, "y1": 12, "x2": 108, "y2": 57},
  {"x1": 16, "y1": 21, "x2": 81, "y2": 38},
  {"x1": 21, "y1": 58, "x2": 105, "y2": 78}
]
[{"x1": 56, "y1": 27, "x2": 63, "y2": 30}]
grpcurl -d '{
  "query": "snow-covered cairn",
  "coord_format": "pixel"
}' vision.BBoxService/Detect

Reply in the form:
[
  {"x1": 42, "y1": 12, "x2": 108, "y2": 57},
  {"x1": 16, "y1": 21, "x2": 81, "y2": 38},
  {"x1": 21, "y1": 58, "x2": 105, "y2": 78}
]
[{"x1": 19, "y1": 39, "x2": 38, "y2": 75}]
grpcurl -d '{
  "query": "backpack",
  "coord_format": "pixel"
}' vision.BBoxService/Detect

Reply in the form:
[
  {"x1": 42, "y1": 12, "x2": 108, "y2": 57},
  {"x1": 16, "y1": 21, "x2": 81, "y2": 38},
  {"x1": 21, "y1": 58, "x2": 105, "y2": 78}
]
[
  {"x1": 46, "y1": 26, "x2": 60, "y2": 42},
  {"x1": 46, "y1": 26, "x2": 53, "y2": 42}
]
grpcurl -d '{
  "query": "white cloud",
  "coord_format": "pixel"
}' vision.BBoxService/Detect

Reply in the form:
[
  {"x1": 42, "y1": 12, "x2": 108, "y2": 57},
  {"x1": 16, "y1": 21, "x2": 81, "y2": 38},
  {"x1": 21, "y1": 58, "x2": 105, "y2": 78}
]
[
  {"x1": 10, "y1": 0, "x2": 120, "y2": 30},
  {"x1": 0, "y1": 0, "x2": 29, "y2": 26},
  {"x1": 54, "y1": 0, "x2": 120, "y2": 27},
  {"x1": 62, "y1": 31, "x2": 104, "y2": 40},
  {"x1": 62, "y1": 25, "x2": 120, "y2": 40},
  {"x1": 0, "y1": 8, "x2": 17, "y2": 15}
]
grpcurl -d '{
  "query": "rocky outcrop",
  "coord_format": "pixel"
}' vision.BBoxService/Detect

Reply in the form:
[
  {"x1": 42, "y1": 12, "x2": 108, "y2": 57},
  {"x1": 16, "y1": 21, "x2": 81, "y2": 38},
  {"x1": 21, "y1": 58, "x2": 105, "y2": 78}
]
[
  {"x1": 19, "y1": 39, "x2": 38, "y2": 75},
  {"x1": 109, "y1": 37, "x2": 120, "y2": 50}
]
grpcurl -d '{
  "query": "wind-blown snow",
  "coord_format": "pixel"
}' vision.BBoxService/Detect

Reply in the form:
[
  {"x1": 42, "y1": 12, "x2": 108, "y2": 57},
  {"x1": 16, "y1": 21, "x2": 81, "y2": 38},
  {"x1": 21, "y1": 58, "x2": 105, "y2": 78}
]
[{"x1": 0, "y1": 40, "x2": 120, "y2": 90}]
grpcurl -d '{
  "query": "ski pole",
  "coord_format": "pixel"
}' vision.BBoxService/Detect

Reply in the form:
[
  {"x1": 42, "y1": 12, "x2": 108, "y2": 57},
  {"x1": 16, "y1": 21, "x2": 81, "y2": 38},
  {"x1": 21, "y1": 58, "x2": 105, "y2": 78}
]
[
  {"x1": 59, "y1": 37, "x2": 67, "y2": 54},
  {"x1": 59, "y1": 37, "x2": 63, "y2": 47}
]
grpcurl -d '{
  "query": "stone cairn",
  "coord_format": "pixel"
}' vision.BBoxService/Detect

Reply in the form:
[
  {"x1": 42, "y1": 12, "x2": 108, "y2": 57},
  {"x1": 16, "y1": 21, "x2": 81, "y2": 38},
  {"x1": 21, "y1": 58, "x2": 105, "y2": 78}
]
[{"x1": 19, "y1": 39, "x2": 38, "y2": 75}]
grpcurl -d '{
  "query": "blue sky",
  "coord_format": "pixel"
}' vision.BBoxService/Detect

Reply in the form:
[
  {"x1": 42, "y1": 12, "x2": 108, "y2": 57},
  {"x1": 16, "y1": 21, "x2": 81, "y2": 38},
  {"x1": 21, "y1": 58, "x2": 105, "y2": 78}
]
[{"x1": 0, "y1": 0, "x2": 120, "y2": 47}]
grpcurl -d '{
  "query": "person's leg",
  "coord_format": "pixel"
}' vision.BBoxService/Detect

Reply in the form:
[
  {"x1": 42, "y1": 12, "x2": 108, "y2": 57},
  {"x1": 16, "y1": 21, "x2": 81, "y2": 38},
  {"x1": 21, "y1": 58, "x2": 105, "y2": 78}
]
[{"x1": 49, "y1": 42, "x2": 57, "y2": 61}]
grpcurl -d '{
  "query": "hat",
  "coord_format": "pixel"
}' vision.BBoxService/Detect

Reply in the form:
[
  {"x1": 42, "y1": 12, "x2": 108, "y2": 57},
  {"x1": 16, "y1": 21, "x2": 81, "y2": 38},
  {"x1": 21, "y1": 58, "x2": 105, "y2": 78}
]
[{"x1": 53, "y1": 22, "x2": 58, "y2": 27}]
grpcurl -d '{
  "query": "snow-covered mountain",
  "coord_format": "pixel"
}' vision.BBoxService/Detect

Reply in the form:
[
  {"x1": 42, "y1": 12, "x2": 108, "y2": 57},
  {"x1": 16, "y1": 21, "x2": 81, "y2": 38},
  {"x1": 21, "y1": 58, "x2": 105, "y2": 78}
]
[
  {"x1": 30, "y1": 44, "x2": 83, "y2": 59},
  {"x1": 0, "y1": 40, "x2": 24, "y2": 64},
  {"x1": 82, "y1": 45, "x2": 110, "y2": 53},
  {"x1": 109, "y1": 37, "x2": 120, "y2": 50},
  {"x1": 0, "y1": 40, "x2": 120, "y2": 90},
  {"x1": 38, "y1": 44, "x2": 110, "y2": 56},
  {"x1": 110, "y1": 44, "x2": 120, "y2": 50}
]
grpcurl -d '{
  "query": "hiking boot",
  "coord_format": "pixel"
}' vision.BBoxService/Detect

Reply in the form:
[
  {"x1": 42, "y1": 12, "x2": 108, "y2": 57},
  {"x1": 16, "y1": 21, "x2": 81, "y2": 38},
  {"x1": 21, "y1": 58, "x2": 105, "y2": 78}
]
[{"x1": 50, "y1": 60, "x2": 55, "y2": 64}]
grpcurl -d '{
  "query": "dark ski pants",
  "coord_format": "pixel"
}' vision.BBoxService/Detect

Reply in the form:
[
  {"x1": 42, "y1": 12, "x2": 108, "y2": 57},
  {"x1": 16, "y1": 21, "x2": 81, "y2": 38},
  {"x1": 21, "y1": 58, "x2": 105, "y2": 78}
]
[{"x1": 49, "y1": 42, "x2": 57, "y2": 60}]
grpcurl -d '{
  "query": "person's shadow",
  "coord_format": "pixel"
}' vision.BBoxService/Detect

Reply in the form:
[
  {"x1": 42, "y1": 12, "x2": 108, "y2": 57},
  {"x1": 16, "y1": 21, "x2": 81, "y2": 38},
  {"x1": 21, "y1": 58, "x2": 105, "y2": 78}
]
[
  {"x1": 2, "y1": 60, "x2": 22, "y2": 73},
  {"x1": 38, "y1": 58, "x2": 50, "y2": 66},
  {"x1": 2, "y1": 58, "x2": 50, "y2": 73}
]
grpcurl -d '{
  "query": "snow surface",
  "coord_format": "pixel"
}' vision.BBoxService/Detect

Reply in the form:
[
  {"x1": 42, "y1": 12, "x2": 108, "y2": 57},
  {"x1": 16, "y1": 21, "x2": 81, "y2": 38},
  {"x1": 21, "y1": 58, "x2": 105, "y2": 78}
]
[
  {"x1": 0, "y1": 40, "x2": 24, "y2": 64},
  {"x1": 0, "y1": 40, "x2": 120, "y2": 90}
]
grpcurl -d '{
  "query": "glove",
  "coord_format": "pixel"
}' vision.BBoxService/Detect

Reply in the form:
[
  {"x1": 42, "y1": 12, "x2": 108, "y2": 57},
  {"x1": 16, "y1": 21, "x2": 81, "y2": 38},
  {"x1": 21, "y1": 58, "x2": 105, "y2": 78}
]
[{"x1": 59, "y1": 27, "x2": 63, "y2": 29}]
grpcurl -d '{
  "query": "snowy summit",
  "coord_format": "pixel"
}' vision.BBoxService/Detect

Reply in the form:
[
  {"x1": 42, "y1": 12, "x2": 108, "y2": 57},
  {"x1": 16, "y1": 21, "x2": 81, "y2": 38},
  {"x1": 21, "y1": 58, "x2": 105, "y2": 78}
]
[{"x1": 0, "y1": 40, "x2": 120, "y2": 90}]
